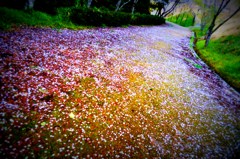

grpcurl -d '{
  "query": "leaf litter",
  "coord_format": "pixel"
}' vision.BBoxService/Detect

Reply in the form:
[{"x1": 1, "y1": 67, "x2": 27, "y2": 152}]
[{"x1": 0, "y1": 24, "x2": 240, "y2": 158}]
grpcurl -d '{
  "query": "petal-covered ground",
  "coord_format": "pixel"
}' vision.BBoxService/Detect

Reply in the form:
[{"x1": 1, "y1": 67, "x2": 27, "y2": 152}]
[{"x1": 0, "y1": 23, "x2": 240, "y2": 158}]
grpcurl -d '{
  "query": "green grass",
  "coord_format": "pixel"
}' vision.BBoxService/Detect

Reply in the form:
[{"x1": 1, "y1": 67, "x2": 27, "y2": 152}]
[
  {"x1": 0, "y1": 7, "x2": 83, "y2": 30},
  {"x1": 0, "y1": 7, "x2": 165, "y2": 30},
  {"x1": 191, "y1": 26, "x2": 209, "y2": 38},
  {"x1": 196, "y1": 35, "x2": 240, "y2": 91},
  {"x1": 167, "y1": 12, "x2": 195, "y2": 27}
]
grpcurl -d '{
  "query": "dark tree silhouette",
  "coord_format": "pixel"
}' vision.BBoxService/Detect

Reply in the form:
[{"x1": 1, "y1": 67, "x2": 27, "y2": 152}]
[
  {"x1": 153, "y1": 0, "x2": 190, "y2": 18},
  {"x1": 25, "y1": 0, "x2": 36, "y2": 9},
  {"x1": 115, "y1": 0, "x2": 132, "y2": 11}
]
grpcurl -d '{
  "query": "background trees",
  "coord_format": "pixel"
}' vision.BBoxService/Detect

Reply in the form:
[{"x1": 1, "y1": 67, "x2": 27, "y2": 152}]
[
  {"x1": 152, "y1": 0, "x2": 192, "y2": 18},
  {"x1": 0, "y1": 0, "x2": 152, "y2": 14},
  {"x1": 203, "y1": 0, "x2": 240, "y2": 46},
  {"x1": 0, "y1": 0, "x2": 27, "y2": 9},
  {"x1": 166, "y1": 0, "x2": 240, "y2": 47}
]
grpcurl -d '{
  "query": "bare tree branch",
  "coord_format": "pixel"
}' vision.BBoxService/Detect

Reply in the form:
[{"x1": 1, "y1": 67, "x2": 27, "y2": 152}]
[
  {"x1": 161, "y1": 0, "x2": 180, "y2": 17},
  {"x1": 132, "y1": 0, "x2": 139, "y2": 14},
  {"x1": 218, "y1": 0, "x2": 231, "y2": 14},
  {"x1": 87, "y1": 0, "x2": 92, "y2": 8},
  {"x1": 204, "y1": 0, "x2": 240, "y2": 47},
  {"x1": 212, "y1": 6, "x2": 240, "y2": 34},
  {"x1": 25, "y1": 0, "x2": 35, "y2": 9},
  {"x1": 116, "y1": 0, "x2": 132, "y2": 11},
  {"x1": 116, "y1": 0, "x2": 122, "y2": 11}
]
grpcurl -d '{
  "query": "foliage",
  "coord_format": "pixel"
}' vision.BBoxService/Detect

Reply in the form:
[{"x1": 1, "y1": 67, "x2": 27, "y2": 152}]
[
  {"x1": 167, "y1": 12, "x2": 195, "y2": 27},
  {"x1": 196, "y1": 35, "x2": 240, "y2": 91},
  {"x1": 151, "y1": 0, "x2": 182, "y2": 18},
  {"x1": 135, "y1": 0, "x2": 151, "y2": 14},
  {"x1": 34, "y1": 0, "x2": 76, "y2": 14},
  {"x1": 115, "y1": 0, "x2": 151, "y2": 14},
  {"x1": 0, "y1": 0, "x2": 77, "y2": 14},
  {"x1": 191, "y1": 26, "x2": 209, "y2": 39},
  {"x1": 151, "y1": 0, "x2": 169, "y2": 15},
  {"x1": 69, "y1": 7, "x2": 130, "y2": 26},
  {"x1": 0, "y1": 5, "x2": 165, "y2": 30},
  {"x1": 131, "y1": 13, "x2": 165, "y2": 25},
  {"x1": 70, "y1": 7, "x2": 165, "y2": 27},
  {"x1": 0, "y1": 0, "x2": 151, "y2": 15},
  {"x1": 198, "y1": 0, "x2": 240, "y2": 47},
  {"x1": 0, "y1": 0, "x2": 27, "y2": 9},
  {"x1": 0, "y1": 7, "x2": 84, "y2": 30}
]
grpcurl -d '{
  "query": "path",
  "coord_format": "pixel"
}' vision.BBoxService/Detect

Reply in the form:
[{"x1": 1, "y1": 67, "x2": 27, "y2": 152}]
[
  {"x1": 0, "y1": 24, "x2": 240, "y2": 158},
  {"x1": 117, "y1": 22, "x2": 240, "y2": 111}
]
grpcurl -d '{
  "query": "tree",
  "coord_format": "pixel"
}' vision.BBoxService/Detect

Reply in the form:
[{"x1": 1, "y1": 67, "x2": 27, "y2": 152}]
[
  {"x1": 87, "y1": 0, "x2": 92, "y2": 8},
  {"x1": 75, "y1": 0, "x2": 90, "y2": 7},
  {"x1": 0, "y1": 0, "x2": 27, "y2": 9},
  {"x1": 152, "y1": 0, "x2": 189, "y2": 18},
  {"x1": 187, "y1": 1, "x2": 197, "y2": 26},
  {"x1": 136, "y1": 0, "x2": 151, "y2": 14},
  {"x1": 34, "y1": 0, "x2": 76, "y2": 14},
  {"x1": 91, "y1": 0, "x2": 116, "y2": 10},
  {"x1": 153, "y1": 0, "x2": 169, "y2": 16},
  {"x1": 131, "y1": 0, "x2": 139, "y2": 14},
  {"x1": 115, "y1": 0, "x2": 149, "y2": 14},
  {"x1": 204, "y1": 0, "x2": 240, "y2": 47},
  {"x1": 115, "y1": 0, "x2": 132, "y2": 11},
  {"x1": 25, "y1": 0, "x2": 36, "y2": 9}
]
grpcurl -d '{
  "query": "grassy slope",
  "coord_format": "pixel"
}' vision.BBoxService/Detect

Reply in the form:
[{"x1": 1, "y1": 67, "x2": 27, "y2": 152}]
[
  {"x1": 0, "y1": 7, "x2": 82, "y2": 30},
  {"x1": 169, "y1": 8, "x2": 240, "y2": 92},
  {"x1": 196, "y1": 35, "x2": 240, "y2": 92},
  {"x1": 171, "y1": 2, "x2": 240, "y2": 92},
  {"x1": 166, "y1": 1, "x2": 240, "y2": 91},
  {"x1": 167, "y1": 12, "x2": 194, "y2": 27}
]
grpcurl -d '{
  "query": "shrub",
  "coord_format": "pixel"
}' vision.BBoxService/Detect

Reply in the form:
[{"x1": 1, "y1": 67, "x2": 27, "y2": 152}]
[
  {"x1": 57, "y1": 7, "x2": 74, "y2": 22},
  {"x1": 70, "y1": 7, "x2": 165, "y2": 27},
  {"x1": 131, "y1": 13, "x2": 165, "y2": 25},
  {"x1": 0, "y1": 7, "x2": 80, "y2": 30},
  {"x1": 34, "y1": 0, "x2": 76, "y2": 15}
]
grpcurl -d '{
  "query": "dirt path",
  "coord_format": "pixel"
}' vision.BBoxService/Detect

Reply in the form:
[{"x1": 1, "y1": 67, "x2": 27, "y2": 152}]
[
  {"x1": 117, "y1": 22, "x2": 240, "y2": 110},
  {"x1": 0, "y1": 24, "x2": 240, "y2": 158}
]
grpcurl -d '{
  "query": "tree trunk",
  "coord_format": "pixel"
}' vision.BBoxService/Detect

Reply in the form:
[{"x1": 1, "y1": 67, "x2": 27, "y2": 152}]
[
  {"x1": 132, "y1": 0, "x2": 138, "y2": 14},
  {"x1": 205, "y1": 31, "x2": 211, "y2": 47},
  {"x1": 115, "y1": 0, "x2": 122, "y2": 11},
  {"x1": 204, "y1": 24, "x2": 214, "y2": 47},
  {"x1": 193, "y1": 31, "x2": 198, "y2": 48},
  {"x1": 132, "y1": 6, "x2": 135, "y2": 14},
  {"x1": 200, "y1": 11, "x2": 208, "y2": 33},
  {"x1": 116, "y1": 0, "x2": 131, "y2": 12},
  {"x1": 87, "y1": 0, "x2": 92, "y2": 8},
  {"x1": 25, "y1": 0, "x2": 35, "y2": 10},
  {"x1": 192, "y1": 14, "x2": 196, "y2": 26},
  {"x1": 161, "y1": 0, "x2": 180, "y2": 17}
]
